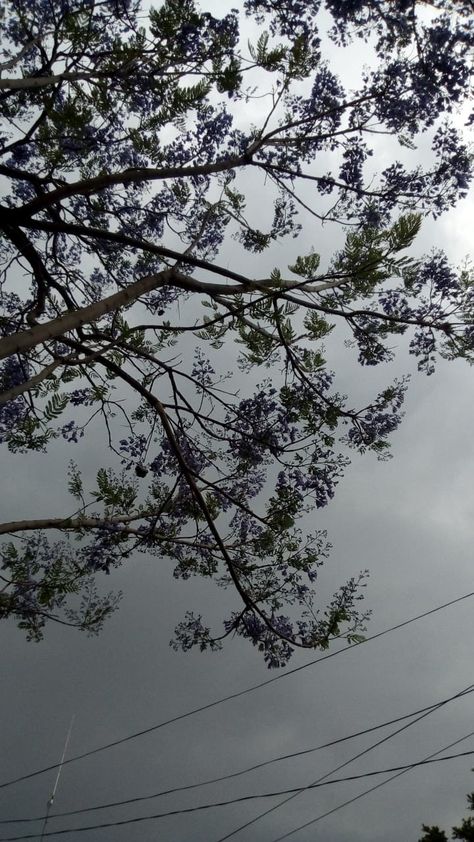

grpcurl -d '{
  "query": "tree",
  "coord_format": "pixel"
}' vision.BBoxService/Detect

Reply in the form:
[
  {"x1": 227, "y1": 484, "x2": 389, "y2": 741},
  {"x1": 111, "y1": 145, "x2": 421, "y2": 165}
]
[
  {"x1": 0, "y1": 0, "x2": 473, "y2": 665},
  {"x1": 419, "y1": 786, "x2": 474, "y2": 841},
  {"x1": 420, "y1": 828, "x2": 449, "y2": 842}
]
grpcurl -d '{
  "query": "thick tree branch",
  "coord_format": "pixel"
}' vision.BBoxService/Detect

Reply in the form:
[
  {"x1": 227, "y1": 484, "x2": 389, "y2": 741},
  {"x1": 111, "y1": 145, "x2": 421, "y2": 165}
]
[
  {"x1": 0, "y1": 514, "x2": 141, "y2": 535},
  {"x1": 16, "y1": 217, "x2": 377, "y2": 296},
  {"x1": 0, "y1": 360, "x2": 59, "y2": 404},
  {"x1": 0, "y1": 344, "x2": 116, "y2": 405},
  {"x1": 0, "y1": 268, "x2": 175, "y2": 360},
  {"x1": 0, "y1": 68, "x2": 132, "y2": 90},
  {"x1": 9, "y1": 155, "x2": 252, "y2": 218}
]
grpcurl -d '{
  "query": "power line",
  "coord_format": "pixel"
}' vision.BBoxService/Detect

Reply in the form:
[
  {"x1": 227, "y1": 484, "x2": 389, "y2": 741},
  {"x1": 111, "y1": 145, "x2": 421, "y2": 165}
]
[
  {"x1": 3, "y1": 684, "x2": 473, "y2": 827},
  {"x1": 212, "y1": 681, "x2": 474, "y2": 842},
  {"x1": 2, "y1": 747, "x2": 474, "y2": 841},
  {"x1": 1, "y1": 589, "x2": 472, "y2": 793},
  {"x1": 268, "y1": 729, "x2": 474, "y2": 842}
]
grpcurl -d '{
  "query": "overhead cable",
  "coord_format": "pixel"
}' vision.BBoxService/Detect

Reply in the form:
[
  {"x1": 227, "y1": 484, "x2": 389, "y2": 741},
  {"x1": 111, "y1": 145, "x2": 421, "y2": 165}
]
[
  {"x1": 3, "y1": 683, "x2": 473, "y2": 827},
  {"x1": 1, "y1": 589, "x2": 472, "y2": 793},
  {"x1": 2, "y1": 747, "x2": 474, "y2": 841},
  {"x1": 212, "y1": 680, "x2": 474, "y2": 842},
  {"x1": 268, "y1": 729, "x2": 474, "y2": 842}
]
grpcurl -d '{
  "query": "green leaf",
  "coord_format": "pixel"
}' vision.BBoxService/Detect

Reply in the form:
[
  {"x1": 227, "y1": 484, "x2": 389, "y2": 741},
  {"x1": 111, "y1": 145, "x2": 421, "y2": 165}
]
[
  {"x1": 288, "y1": 251, "x2": 321, "y2": 279},
  {"x1": 67, "y1": 461, "x2": 84, "y2": 501},
  {"x1": 389, "y1": 213, "x2": 422, "y2": 251},
  {"x1": 93, "y1": 468, "x2": 137, "y2": 511},
  {"x1": 303, "y1": 312, "x2": 334, "y2": 341},
  {"x1": 44, "y1": 392, "x2": 69, "y2": 421}
]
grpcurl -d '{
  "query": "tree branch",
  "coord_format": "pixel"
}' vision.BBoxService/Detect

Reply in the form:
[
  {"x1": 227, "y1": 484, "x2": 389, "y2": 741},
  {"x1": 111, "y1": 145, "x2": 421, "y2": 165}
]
[
  {"x1": 9, "y1": 155, "x2": 252, "y2": 218},
  {"x1": 0, "y1": 268, "x2": 175, "y2": 360}
]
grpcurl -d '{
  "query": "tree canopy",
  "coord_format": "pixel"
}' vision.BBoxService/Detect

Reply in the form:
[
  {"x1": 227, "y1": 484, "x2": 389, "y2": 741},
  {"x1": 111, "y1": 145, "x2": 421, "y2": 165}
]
[
  {"x1": 0, "y1": 0, "x2": 473, "y2": 666},
  {"x1": 419, "y1": 783, "x2": 474, "y2": 841}
]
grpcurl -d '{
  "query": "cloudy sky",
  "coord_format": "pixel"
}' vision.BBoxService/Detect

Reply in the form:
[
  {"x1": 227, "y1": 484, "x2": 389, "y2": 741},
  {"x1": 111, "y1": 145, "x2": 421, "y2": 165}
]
[{"x1": 1, "y1": 3, "x2": 474, "y2": 842}]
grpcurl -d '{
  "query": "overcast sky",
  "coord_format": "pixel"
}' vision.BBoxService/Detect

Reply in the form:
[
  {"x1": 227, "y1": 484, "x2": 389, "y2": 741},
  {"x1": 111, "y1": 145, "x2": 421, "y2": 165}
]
[{"x1": 1, "y1": 4, "x2": 474, "y2": 842}]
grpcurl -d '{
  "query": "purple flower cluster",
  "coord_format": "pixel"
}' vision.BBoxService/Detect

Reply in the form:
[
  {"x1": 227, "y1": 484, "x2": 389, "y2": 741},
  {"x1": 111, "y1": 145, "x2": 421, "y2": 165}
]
[
  {"x1": 0, "y1": 355, "x2": 28, "y2": 389},
  {"x1": 0, "y1": 292, "x2": 23, "y2": 337},
  {"x1": 351, "y1": 319, "x2": 395, "y2": 366},
  {"x1": 150, "y1": 433, "x2": 209, "y2": 479},
  {"x1": 244, "y1": 0, "x2": 322, "y2": 45},
  {"x1": 409, "y1": 329, "x2": 437, "y2": 376},
  {"x1": 228, "y1": 389, "x2": 292, "y2": 466},
  {"x1": 431, "y1": 123, "x2": 472, "y2": 203},
  {"x1": 379, "y1": 289, "x2": 412, "y2": 321},
  {"x1": 339, "y1": 141, "x2": 372, "y2": 191},
  {"x1": 283, "y1": 448, "x2": 346, "y2": 509},
  {"x1": 191, "y1": 349, "x2": 215, "y2": 388},
  {"x1": 224, "y1": 610, "x2": 294, "y2": 668},
  {"x1": 60, "y1": 420, "x2": 84, "y2": 444},
  {"x1": 347, "y1": 379, "x2": 407, "y2": 451},
  {"x1": 79, "y1": 526, "x2": 125, "y2": 574},
  {"x1": 119, "y1": 433, "x2": 148, "y2": 465},
  {"x1": 226, "y1": 468, "x2": 267, "y2": 507},
  {"x1": 0, "y1": 357, "x2": 29, "y2": 444},
  {"x1": 69, "y1": 389, "x2": 97, "y2": 407},
  {"x1": 420, "y1": 252, "x2": 461, "y2": 298},
  {"x1": 0, "y1": 531, "x2": 122, "y2": 639},
  {"x1": 172, "y1": 612, "x2": 222, "y2": 654}
]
